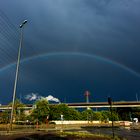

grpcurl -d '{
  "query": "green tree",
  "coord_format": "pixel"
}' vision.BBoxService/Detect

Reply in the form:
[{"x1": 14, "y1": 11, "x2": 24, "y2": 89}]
[
  {"x1": 9, "y1": 99, "x2": 26, "y2": 122},
  {"x1": 81, "y1": 109, "x2": 92, "y2": 120},
  {"x1": 116, "y1": 107, "x2": 131, "y2": 121},
  {"x1": 93, "y1": 112, "x2": 103, "y2": 121},
  {"x1": 67, "y1": 108, "x2": 82, "y2": 120},
  {"x1": 49, "y1": 104, "x2": 81, "y2": 120},
  {"x1": 101, "y1": 111, "x2": 119, "y2": 121},
  {"x1": 0, "y1": 110, "x2": 10, "y2": 123},
  {"x1": 131, "y1": 107, "x2": 140, "y2": 121},
  {"x1": 0, "y1": 99, "x2": 26, "y2": 124},
  {"x1": 81, "y1": 109, "x2": 103, "y2": 121},
  {"x1": 30, "y1": 99, "x2": 50, "y2": 123}
]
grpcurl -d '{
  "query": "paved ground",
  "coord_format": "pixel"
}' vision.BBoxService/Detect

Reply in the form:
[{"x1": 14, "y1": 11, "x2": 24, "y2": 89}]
[
  {"x1": 80, "y1": 126, "x2": 140, "y2": 140},
  {"x1": 0, "y1": 124, "x2": 140, "y2": 139},
  {"x1": 0, "y1": 131, "x2": 112, "y2": 140}
]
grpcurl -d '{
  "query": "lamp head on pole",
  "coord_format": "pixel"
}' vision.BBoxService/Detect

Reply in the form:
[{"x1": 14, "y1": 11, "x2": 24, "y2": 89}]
[{"x1": 20, "y1": 20, "x2": 27, "y2": 28}]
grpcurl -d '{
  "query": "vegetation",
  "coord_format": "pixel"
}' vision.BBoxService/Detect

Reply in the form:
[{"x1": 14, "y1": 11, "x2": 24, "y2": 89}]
[
  {"x1": 49, "y1": 104, "x2": 81, "y2": 120},
  {"x1": 12, "y1": 99, "x2": 27, "y2": 122},
  {"x1": 0, "y1": 99, "x2": 140, "y2": 124},
  {"x1": 116, "y1": 107, "x2": 140, "y2": 121},
  {"x1": 0, "y1": 99, "x2": 26, "y2": 123},
  {"x1": 26, "y1": 101, "x2": 120, "y2": 123},
  {"x1": 29, "y1": 98, "x2": 50, "y2": 124},
  {"x1": 0, "y1": 110, "x2": 10, "y2": 123},
  {"x1": 58, "y1": 132, "x2": 122, "y2": 140},
  {"x1": 101, "y1": 111, "x2": 119, "y2": 121},
  {"x1": 81, "y1": 109, "x2": 103, "y2": 121}
]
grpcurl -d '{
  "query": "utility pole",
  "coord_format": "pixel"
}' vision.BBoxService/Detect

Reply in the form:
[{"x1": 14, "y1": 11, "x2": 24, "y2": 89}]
[
  {"x1": 84, "y1": 91, "x2": 91, "y2": 123},
  {"x1": 84, "y1": 90, "x2": 90, "y2": 103},
  {"x1": 84, "y1": 90, "x2": 90, "y2": 110}
]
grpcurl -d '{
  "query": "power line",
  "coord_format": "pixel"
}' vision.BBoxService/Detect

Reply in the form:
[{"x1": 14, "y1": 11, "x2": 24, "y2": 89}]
[{"x1": 0, "y1": 10, "x2": 20, "y2": 68}]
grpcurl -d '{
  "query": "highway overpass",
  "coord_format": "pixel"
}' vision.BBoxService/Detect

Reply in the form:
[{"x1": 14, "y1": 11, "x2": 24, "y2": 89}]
[
  {"x1": 0, "y1": 101, "x2": 140, "y2": 110},
  {"x1": 66, "y1": 101, "x2": 140, "y2": 108}
]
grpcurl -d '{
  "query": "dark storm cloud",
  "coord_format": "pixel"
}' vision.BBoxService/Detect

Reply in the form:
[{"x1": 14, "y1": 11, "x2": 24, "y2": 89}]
[
  {"x1": 0, "y1": 0, "x2": 140, "y2": 103},
  {"x1": 1, "y1": 53, "x2": 140, "y2": 104},
  {"x1": 1, "y1": 0, "x2": 140, "y2": 72}
]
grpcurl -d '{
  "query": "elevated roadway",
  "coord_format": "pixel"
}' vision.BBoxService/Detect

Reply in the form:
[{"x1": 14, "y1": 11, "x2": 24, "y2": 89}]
[
  {"x1": 0, "y1": 101, "x2": 140, "y2": 110},
  {"x1": 66, "y1": 101, "x2": 140, "y2": 108}
]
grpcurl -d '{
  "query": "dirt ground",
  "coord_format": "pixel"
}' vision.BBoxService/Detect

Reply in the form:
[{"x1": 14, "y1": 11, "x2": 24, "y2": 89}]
[{"x1": 0, "y1": 132, "x2": 111, "y2": 140}]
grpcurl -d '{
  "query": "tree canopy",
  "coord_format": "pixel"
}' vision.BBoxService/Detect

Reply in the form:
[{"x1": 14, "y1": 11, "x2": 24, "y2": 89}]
[{"x1": 30, "y1": 99, "x2": 50, "y2": 123}]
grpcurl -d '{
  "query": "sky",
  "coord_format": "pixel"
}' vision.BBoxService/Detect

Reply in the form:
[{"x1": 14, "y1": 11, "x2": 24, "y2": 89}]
[{"x1": 0, "y1": 0, "x2": 140, "y2": 104}]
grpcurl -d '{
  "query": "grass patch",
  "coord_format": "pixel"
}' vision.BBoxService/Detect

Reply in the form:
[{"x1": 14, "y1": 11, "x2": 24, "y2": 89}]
[{"x1": 57, "y1": 131, "x2": 124, "y2": 140}]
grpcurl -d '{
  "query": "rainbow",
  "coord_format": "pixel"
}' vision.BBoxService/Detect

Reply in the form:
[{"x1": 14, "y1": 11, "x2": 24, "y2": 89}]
[{"x1": 0, "y1": 52, "x2": 140, "y2": 78}]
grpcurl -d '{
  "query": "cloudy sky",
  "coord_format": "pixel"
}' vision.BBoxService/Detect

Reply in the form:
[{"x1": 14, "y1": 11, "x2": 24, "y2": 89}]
[{"x1": 0, "y1": 0, "x2": 140, "y2": 104}]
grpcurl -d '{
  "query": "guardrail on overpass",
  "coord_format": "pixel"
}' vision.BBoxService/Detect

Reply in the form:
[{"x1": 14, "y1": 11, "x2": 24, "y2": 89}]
[
  {"x1": 66, "y1": 101, "x2": 140, "y2": 108},
  {"x1": 0, "y1": 101, "x2": 140, "y2": 110}
]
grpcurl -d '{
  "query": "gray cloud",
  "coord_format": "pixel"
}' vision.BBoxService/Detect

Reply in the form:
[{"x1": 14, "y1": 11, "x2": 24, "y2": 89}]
[{"x1": 0, "y1": 0, "x2": 140, "y2": 103}]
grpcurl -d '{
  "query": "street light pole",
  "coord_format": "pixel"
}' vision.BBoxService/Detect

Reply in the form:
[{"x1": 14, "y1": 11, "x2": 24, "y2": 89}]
[{"x1": 9, "y1": 20, "x2": 27, "y2": 130}]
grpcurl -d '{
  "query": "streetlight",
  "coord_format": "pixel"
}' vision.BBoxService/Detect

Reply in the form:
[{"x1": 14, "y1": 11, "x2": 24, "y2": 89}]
[{"x1": 9, "y1": 20, "x2": 27, "y2": 130}]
